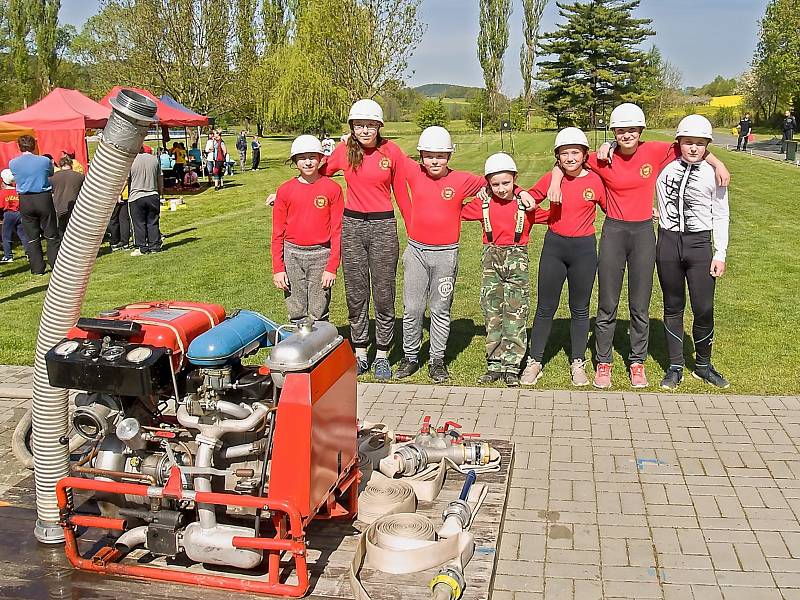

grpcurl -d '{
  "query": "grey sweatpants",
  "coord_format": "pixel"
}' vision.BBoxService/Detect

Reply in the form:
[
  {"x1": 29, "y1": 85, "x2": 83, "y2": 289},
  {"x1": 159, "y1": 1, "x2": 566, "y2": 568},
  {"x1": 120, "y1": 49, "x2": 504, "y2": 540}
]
[
  {"x1": 341, "y1": 216, "x2": 399, "y2": 351},
  {"x1": 283, "y1": 242, "x2": 332, "y2": 322},
  {"x1": 402, "y1": 240, "x2": 459, "y2": 361}
]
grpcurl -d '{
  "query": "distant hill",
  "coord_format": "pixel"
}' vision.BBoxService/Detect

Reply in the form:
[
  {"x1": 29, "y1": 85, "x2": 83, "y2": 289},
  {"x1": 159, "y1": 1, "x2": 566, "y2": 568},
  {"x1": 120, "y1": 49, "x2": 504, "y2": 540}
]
[{"x1": 414, "y1": 83, "x2": 483, "y2": 99}]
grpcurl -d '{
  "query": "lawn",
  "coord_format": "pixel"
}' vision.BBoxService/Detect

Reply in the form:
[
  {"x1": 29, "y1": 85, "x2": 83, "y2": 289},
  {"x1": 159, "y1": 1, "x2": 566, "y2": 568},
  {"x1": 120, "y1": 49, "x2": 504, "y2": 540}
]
[{"x1": 1, "y1": 129, "x2": 798, "y2": 395}]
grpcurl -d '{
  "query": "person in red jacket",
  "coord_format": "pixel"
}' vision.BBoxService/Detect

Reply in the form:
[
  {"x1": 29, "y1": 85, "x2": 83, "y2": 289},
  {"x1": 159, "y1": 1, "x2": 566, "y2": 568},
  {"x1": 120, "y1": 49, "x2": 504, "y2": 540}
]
[
  {"x1": 462, "y1": 153, "x2": 549, "y2": 387},
  {"x1": 521, "y1": 128, "x2": 607, "y2": 388},
  {"x1": 0, "y1": 168, "x2": 30, "y2": 264},
  {"x1": 318, "y1": 99, "x2": 411, "y2": 379},
  {"x1": 271, "y1": 135, "x2": 344, "y2": 323},
  {"x1": 394, "y1": 126, "x2": 537, "y2": 383},
  {"x1": 547, "y1": 103, "x2": 730, "y2": 389}
]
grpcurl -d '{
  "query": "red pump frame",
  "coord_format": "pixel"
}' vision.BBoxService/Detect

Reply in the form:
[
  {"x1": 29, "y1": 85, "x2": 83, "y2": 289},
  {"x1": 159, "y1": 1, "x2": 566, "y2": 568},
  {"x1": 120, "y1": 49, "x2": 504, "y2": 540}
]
[{"x1": 57, "y1": 463, "x2": 359, "y2": 597}]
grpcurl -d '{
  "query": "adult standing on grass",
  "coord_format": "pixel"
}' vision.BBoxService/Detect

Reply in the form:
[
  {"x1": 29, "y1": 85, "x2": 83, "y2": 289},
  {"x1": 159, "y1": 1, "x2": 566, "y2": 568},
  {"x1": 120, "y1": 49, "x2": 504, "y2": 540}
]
[
  {"x1": 782, "y1": 110, "x2": 797, "y2": 154},
  {"x1": 128, "y1": 146, "x2": 163, "y2": 256},
  {"x1": 236, "y1": 131, "x2": 248, "y2": 172},
  {"x1": 50, "y1": 155, "x2": 85, "y2": 237},
  {"x1": 548, "y1": 103, "x2": 730, "y2": 389},
  {"x1": 251, "y1": 136, "x2": 261, "y2": 170},
  {"x1": 211, "y1": 131, "x2": 227, "y2": 190},
  {"x1": 521, "y1": 128, "x2": 607, "y2": 388},
  {"x1": 656, "y1": 116, "x2": 730, "y2": 390},
  {"x1": 736, "y1": 113, "x2": 753, "y2": 152},
  {"x1": 9, "y1": 134, "x2": 59, "y2": 275},
  {"x1": 319, "y1": 99, "x2": 411, "y2": 379}
]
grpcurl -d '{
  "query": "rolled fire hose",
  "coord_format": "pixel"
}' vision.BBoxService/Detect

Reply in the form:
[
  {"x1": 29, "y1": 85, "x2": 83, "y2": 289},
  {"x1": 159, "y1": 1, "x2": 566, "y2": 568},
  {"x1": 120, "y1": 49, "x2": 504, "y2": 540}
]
[{"x1": 30, "y1": 90, "x2": 156, "y2": 543}]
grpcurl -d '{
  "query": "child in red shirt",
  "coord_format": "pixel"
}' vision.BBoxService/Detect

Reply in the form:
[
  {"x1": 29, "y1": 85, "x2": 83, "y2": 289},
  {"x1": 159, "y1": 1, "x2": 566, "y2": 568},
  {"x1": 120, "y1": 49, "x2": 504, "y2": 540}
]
[
  {"x1": 521, "y1": 128, "x2": 607, "y2": 388},
  {"x1": 271, "y1": 136, "x2": 344, "y2": 322},
  {"x1": 0, "y1": 168, "x2": 29, "y2": 263},
  {"x1": 461, "y1": 153, "x2": 549, "y2": 386}
]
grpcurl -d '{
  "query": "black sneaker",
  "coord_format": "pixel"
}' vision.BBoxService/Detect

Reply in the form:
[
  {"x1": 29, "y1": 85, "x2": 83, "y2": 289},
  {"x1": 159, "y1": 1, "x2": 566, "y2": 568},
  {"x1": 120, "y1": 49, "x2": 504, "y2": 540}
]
[
  {"x1": 504, "y1": 372, "x2": 520, "y2": 387},
  {"x1": 692, "y1": 364, "x2": 730, "y2": 389},
  {"x1": 428, "y1": 359, "x2": 450, "y2": 383},
  {"x1": 477, "y1": 371, "x2": 502, "y2": 385},
  {"x1": 660, "y1": 366, "x2": 684, "y2": 390},
  {"x1": 394, "y1": 357, "x2": 419, "y2": 379},
  {"x1": 356, "y1": 356, "x2": 370, "y2": 375}
]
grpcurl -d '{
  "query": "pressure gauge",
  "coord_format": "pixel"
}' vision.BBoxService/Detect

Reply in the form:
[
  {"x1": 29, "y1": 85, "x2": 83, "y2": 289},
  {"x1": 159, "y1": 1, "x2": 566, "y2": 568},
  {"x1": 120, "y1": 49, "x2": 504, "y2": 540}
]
[
  {"x1": 101, "y1": 346, "x2": 125, "y2": 361},
  {"x1": 54, "y1": 340, "x2": 80, "y2": 357},
  {"x1": 125, "y1": 347, "x2": 152, "y2": 364}
]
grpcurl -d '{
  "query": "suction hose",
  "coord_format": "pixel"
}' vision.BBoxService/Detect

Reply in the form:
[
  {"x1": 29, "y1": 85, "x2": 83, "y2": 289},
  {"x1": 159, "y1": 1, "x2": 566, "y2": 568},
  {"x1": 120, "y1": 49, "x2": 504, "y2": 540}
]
[{"x1": 31, "y1": 90, "x2": 156, "y2": 544}]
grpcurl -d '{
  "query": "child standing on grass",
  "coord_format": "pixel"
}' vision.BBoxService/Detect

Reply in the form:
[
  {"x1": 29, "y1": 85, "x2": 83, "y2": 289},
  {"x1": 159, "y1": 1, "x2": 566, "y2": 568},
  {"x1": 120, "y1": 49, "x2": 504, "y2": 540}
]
[
  {"x1": 394, "y1": 126, "x2": 537, "y2": 383},
  {"x1": 522, "y1": 128, "x2": 607, "y2": 387},
  {"x1": 656, "y1": 115, "x2": 730, "y2": 390},
  {"x1": 0, "y1": 168, "x2": 30, "y2": 264},
  {"x1": 461, "y1": 153, "x2": 549, "y2": 387},
  {"x1": 271, "y1": 135, "x2": 344, "y2": 322}
]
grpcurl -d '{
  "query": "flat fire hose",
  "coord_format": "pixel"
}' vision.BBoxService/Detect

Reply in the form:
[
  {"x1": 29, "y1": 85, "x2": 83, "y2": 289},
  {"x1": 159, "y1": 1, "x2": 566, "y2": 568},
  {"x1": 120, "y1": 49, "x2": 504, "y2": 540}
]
[{"x1": 350, "y1": 479, "x2": 487, "y2": 600}]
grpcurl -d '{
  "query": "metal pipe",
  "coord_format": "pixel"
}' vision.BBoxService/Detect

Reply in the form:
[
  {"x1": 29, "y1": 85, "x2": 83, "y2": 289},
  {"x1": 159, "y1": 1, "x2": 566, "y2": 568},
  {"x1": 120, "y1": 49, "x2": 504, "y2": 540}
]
[
  {"x1": 114, "y1": 525, "x2": 148, "y2": 555},
  {"x1": 194, "y1": 442, "x2": 216, "y2": 530},
  {"x1": 70, "y1": 465, "x2": 156, "y2": 485},
  {"x1": 215, "y1": 401, "x2": 251, "y2": 419},
  {"x1": 31, "y1": 89, "x2": 156, "y2": 543}
]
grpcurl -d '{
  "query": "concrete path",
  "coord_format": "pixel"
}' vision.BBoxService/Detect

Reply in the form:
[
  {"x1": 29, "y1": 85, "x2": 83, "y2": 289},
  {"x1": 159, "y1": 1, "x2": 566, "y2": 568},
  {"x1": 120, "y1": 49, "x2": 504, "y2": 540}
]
[
  {"x1": 713, "y1": 131, "x2": 798, "y2": 165},
  {"x1": 4, "y1": 364, "x2": 800, "y2": 599}
]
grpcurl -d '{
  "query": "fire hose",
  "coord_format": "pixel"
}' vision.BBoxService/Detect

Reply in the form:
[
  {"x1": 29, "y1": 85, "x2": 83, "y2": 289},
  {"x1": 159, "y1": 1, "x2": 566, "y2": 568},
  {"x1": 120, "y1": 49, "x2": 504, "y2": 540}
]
[
  {"x1": 350, "y1": 470, "x2": 486, "y2": 600},
  {"x1": 30, "y1": 90, "x2": 156, "y2": 543}
]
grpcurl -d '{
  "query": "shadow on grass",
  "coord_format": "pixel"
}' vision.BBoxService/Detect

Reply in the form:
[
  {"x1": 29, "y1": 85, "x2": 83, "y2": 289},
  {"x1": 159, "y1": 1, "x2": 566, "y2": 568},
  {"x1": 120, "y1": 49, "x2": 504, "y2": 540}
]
[
  {"x1": 0, "y1": 283, "x2": 49, "y2": 303},
  {"x1": 164, "y1": 227, "x2": 198, "y2": 238},
  {"x1": 161, "y1": 236, "x2": 200, "y2": 251}
]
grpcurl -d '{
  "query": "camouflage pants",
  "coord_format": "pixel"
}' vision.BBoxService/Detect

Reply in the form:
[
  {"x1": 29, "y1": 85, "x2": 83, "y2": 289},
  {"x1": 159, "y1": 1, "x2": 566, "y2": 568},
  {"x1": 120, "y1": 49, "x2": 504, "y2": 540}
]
[{"x1": 480, "y1": 245, "x2": 530, "y2": 373}]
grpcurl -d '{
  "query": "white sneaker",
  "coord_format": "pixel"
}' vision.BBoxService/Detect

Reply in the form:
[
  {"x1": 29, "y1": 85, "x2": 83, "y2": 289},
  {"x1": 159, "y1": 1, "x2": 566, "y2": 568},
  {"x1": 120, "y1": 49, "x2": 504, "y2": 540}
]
[
  {"x1": 570, "y1": 359, "x2": 589, "y2": 386},
  {"x1": 130, "y1": 248, "x2": 144, "y2": 257},
  {"x1": 520, "y1": 360, "x2": 543, "y2": 386}
]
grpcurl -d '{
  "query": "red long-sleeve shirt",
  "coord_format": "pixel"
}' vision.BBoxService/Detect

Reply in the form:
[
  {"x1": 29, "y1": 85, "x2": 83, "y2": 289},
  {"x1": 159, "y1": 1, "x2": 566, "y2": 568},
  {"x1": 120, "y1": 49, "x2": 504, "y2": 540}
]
[
  {"x1": 320, "y1": 140, "x2": 411, "y2": 217},
  {"x1": 529, "y1": 171, "x2": 607, "y2": 237},
  {"x1": 587, "y1": 141, "x2": 679, "y2": 222},
  {"x1": 461, "y1": 194, "x2": 550, "y2": 246},
  {"x1": 0, "y1": 188, "x2": 20, "y2": 212},
  {"x1": 398, "y1": 155, "x2": 487, "y2": 246},
  {"x1": 271, "y1": 177, "x2": 344, "y2": 274}
]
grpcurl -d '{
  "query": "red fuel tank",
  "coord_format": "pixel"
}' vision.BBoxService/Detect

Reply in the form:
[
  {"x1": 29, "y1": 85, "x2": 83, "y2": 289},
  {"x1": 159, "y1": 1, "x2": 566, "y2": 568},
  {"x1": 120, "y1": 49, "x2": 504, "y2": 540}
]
[{"x1": 67, "y1": 301, "x2": 226, "y2": 370}]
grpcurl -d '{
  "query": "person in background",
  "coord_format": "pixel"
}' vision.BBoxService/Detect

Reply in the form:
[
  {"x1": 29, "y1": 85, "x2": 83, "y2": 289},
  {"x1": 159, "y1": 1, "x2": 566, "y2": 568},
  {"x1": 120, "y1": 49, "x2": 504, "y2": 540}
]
[
  {"x1": 9, "y1": 134, "x2": 60, "y2": 275},
  {"x1": 60, "y1": 148, "x2": 84, "y2": 174},
  {"x1": 173, "y1": 142, "x2": 187, "y2": 182},
  {"x1": 128, "y1": 145, "x2": 164, "y2": 256},
  {"x1": 188, "y1": 142, "x2": 203, "y2": 173},
  {"x1": 321, "y1": 132, "x2": 335, "y2": 157},
  {"x1": 183, "y1": 166, "x2": 200, "y2": 189},
  {"x1": 782, "y1": 110, "x2": 797, "y2": 153},
  {"x1": 108, "y1": 183, "x2": 132, "y2": 251},
  {"x1": 50, "y1": 155, "x2": 85, "y2": 237},
  {"x1": 0, "y1": 168, "x2": 30, "y2": 264},
  {"x1": 204, "y1": 132, "x2": 215, "y2": 184},
  {"x1": 251, "y1": 135, "x2": 261, "y2": 170},
  {"x1": 236, "y1": 131, "x2": 248, "y2": 172},
  {"x1": 211, "y1": 131, "x2": 227, "y2": 190},
  {"x1": 736, "y1": 113, "x2": 753, "y2": 151}
]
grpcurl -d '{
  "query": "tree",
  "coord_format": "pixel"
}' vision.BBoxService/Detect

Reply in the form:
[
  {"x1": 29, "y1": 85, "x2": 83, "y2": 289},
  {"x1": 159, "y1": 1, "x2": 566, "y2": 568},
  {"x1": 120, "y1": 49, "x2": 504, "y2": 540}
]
[
  {"x1": 536, "y1": 0, "x2": 655, "y2": 128},
  {"x1": 7, "y1": 0, "x2": 31, "y2": 104},
  {"x1": 415, "y1": 99, "x2": 449, "y2": 130},
  {"x1": 30, "y1": 0, "x2": 60, "y2": 92},
  {"x1": 636, "y1": 46, "x2": 683, "y2": 128},
  {"x1": 478, "y1": 0, "x2": 512, "y2": 116},
  {"x1": 519, "y1": 0, "x2": 547, "y2": 129},
  {"x1": 692, "y1": 75, "x2": 738, "y2": 98}
]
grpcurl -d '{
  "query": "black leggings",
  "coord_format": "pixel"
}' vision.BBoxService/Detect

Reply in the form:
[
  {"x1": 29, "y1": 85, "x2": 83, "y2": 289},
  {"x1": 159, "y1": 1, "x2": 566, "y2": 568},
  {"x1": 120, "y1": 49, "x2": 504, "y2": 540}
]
[
  {"x1": 529, "y1": 230, "x2": 597, "y2": 363},
  {"x1": 656, "y1": 228, "x2": 716, "y2": 367},
  {"x1": 595, "y1": 217, "x2": 656, "y2": 364}
]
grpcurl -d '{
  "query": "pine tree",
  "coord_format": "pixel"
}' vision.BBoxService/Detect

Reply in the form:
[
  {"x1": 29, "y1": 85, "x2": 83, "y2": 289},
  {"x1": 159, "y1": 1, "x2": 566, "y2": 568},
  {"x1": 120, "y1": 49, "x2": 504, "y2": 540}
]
[
  {"x1": 478, "y1": 0, "x2": 512, "y2": 117},
  {"x1": 536, "y1": 0, "x2": 654, "y2": 127},
  {"x1": 520, "y1": 0, "x2": 547, "y2": 129}
]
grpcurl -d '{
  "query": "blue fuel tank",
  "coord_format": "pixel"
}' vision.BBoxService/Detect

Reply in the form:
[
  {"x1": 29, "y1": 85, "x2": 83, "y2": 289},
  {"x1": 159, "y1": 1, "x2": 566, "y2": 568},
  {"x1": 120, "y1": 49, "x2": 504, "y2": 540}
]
[{"x1": 186, "y1": 310, "x2": 285, "y2": 366}]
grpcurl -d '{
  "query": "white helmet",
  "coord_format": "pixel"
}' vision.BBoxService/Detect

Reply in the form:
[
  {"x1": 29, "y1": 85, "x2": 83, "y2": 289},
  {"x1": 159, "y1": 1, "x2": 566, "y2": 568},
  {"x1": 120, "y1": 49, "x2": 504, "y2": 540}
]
[
  {"x1": 484, "y1": 152, "x2": 517, "y2": 176},
  {"x1": 290, "y1": 135, "x2": 323, "y2": 158},
  {"x1": 417, "y1": 126, "x2": 454, "y2": 152},
  {"x1": 348, "y1": 99, "x2": 384, "y2": 125},
  {"x1": 554, "y1": 127, "x2": 590, "y2": 151},
  {"x1": 675, "y1": 114, "x2": 713, "y2": 141},
  {"x1": 609, "y1": 103, "x2": 646, "y2": 129},
  {"x1": 0, "y1": 168, "x2": 14, "y2": 185}
]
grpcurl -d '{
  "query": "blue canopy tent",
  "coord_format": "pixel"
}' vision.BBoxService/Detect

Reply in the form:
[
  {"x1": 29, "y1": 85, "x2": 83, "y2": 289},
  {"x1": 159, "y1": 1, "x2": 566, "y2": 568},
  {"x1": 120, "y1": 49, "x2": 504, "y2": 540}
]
[{"x1": 159, "y1": 95, "x2": 207, "y2": 120}]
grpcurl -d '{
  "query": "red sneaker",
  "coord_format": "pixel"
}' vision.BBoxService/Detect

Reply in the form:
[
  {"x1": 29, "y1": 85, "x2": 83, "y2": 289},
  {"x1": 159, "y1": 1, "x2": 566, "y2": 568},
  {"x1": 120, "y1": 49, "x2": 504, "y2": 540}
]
[
  {"x1": 629, "y1": 362, "x2": 648, "y2": 388},
  {"x1": 593, "y1": 362, "x2": 612, "y2": 389}
]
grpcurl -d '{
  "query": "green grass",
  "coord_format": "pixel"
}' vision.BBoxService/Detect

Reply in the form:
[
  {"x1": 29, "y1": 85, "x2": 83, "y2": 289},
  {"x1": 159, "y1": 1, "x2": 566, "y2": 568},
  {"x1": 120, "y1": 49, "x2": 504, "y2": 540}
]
[{"x1": 1, "y1": 130, "x2": 798, "y2": 395}]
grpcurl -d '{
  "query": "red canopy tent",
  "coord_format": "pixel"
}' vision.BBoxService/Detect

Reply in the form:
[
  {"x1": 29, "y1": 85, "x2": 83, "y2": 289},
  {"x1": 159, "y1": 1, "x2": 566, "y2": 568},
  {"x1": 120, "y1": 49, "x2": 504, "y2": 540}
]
[{"x1": 0, "y1": 88, "x2": 110, "y2": 170}]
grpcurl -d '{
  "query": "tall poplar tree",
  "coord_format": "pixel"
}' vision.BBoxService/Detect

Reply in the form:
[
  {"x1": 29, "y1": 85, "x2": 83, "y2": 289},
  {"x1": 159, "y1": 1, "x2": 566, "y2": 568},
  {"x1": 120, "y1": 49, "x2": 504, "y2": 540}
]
[
  {"x1": 478, "y1": 0, "x2": 512, "y2": 117},
  {"x1": 520, "y1": 0, "x2": 547, "y2": 129},
  {"x1": 537, "y1": 0, "x2": 654, "y2": 127},
  {"x1": 7, "y1": 0, "x2": 30, "y2": 103},
  {"x1": 30, "y1": 0, "x2": 60, "y2": 93}
]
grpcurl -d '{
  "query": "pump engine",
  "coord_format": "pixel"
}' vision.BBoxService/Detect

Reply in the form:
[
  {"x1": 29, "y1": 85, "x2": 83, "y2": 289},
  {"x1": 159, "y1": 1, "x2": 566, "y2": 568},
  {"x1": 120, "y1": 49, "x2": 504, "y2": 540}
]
[{"x1": 46, "y1": 301, "x2": 358, "y2": 597}]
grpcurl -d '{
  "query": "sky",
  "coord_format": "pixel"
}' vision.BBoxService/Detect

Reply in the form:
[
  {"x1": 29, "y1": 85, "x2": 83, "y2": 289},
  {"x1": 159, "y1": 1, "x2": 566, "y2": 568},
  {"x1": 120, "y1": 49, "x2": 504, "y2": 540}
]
[{"x1": 59, "y1": 0, "x2": 769, "y2": 93}]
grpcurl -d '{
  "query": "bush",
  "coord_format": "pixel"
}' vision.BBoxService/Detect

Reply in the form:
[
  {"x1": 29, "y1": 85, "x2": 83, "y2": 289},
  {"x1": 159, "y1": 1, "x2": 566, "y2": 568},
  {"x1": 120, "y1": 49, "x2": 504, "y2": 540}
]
[
  {"x1": 415, "y1": 99, "x2": 450, "y2": 130},
  {"x1": 712, "y1": 107, "x2": 739, "y2": 128}
]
